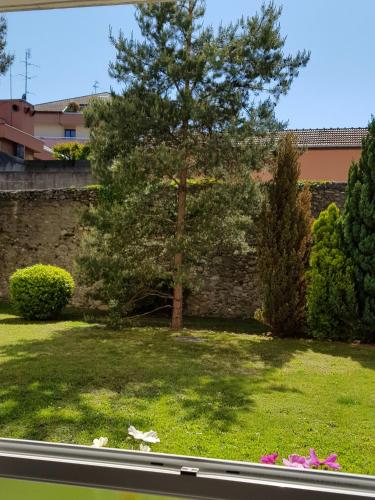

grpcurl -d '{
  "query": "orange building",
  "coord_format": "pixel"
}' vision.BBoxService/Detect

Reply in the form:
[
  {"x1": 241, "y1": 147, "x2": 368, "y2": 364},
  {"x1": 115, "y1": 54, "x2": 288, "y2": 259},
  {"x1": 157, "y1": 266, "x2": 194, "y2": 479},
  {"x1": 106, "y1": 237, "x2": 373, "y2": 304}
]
[
  {"x1": 0, "y1": 94, "x2": 367, "y2": 179},
  {"x1": 290, "y1": 128, "x2": 365, "y2": 182},
  {"x1": 33, "y1": 91, "x2": 366, "y2": 180},
  {"x1": 0, "y1": 100, "x2": 45, "y2": 160}
]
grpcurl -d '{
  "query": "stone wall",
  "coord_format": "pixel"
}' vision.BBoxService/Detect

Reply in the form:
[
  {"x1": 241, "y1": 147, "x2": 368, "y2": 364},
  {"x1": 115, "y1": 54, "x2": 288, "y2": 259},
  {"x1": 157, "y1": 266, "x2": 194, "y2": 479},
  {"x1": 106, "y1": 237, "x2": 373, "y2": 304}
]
[
  {"x1": 0, "y1": 182, "x2": 347, "y2": 317},
  {"x1": 0, "y1": 189, "x2": 97, "y2": 306},
  {"x1": 309, "y1": 182, "x2": 346, "y2": 217},
  {"x1": 185, "y1": 182, "x2": 348, "y2": 317},
  {"x1": 0, "y1": 156, "x2": 94, "y2": 190}
]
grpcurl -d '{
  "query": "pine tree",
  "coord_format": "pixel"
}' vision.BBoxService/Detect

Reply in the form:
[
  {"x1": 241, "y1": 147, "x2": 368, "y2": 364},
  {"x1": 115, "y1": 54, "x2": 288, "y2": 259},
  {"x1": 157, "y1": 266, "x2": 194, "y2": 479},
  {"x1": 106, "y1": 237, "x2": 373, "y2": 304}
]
[
  {"x1": 0, "y1": 17, "x2": 13, "y2": 77},
  {"x1": 80, "y1": 1, "x2": 309, "y2": 330},
  {"x1": 343, "y1": 120, "x2": 375, "y2": 341},
  {"x1": 307, "y1": 203, "x2": 357, "y2": 340},
  {"x1": 256, "y1": 133, "x2": 311, "y2": 337}
]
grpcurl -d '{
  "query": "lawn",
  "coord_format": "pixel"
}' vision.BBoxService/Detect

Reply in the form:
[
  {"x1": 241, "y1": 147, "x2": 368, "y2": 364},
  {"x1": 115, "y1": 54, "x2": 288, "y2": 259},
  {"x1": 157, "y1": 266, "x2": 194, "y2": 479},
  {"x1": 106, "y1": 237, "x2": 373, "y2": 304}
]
[{"x1": 0, "y1": 304, "x2": 374, "y2": 475}]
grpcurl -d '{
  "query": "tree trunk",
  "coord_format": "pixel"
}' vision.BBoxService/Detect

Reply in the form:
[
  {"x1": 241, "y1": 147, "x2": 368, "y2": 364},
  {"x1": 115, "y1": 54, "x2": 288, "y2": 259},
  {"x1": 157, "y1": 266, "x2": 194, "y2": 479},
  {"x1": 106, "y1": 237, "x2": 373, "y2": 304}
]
[
  {"x1": 171, "y1": 1, "x2": 193, "y2": 331},
  {"x1": 171, "y1": 280, "x2": 183, "y2": 331},
  {"x1": 171, "y1": 168, "x2": 188, "y2": 331}
]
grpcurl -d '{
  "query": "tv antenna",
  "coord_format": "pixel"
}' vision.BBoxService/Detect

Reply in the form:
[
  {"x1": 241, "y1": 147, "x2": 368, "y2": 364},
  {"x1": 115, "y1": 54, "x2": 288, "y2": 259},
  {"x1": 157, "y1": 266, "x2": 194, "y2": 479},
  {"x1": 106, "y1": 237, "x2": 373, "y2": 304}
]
[
  {"x1": 92, "y1": 80, "x2": 100, "y2": 94},
  {"x1": 18, "y1": 49, "x2": 39, "y2": 101},
  {"x1": 9, "y1": 60, "x2": 13, "y2": 100}
]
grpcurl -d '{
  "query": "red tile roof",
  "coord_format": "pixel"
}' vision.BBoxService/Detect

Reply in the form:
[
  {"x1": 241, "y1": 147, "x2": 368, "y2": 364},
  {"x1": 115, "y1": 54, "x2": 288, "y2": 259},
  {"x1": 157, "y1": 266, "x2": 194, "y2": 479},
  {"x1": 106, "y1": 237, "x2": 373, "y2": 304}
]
[
  {"x1": 33, "y1": 94, "x2": 369, "y2": 149},
  {"x1": 288, "y1": 128, "x2": 367, "y2": 148}
]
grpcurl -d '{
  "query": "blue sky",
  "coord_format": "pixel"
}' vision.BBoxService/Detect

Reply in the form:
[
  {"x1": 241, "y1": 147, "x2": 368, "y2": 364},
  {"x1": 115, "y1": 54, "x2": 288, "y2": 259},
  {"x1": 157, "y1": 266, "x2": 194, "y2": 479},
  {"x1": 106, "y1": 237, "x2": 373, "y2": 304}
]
[{"x1": 1, "y1": 0, "x2": 374, "y2": 128}]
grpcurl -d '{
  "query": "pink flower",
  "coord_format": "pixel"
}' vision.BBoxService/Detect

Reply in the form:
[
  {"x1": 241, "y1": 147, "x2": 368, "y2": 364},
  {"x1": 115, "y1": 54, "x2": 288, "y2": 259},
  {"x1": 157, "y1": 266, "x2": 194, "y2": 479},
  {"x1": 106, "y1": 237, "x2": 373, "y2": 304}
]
[
  {"x1": 308, "y1": 449, "x2": 341, "y2": 470},
  {"x1": 282, "y1": 454, "x2": 311, "y2": 469},
  {"x1": 308, "y1": 448, "x2": 321, "y2": 467},
  {"x1": 260, "y1": 453, "x2": 278, "y2": 465},
  {"x1": 322, "y1": 454, "x2": 341, "y2": 470}
]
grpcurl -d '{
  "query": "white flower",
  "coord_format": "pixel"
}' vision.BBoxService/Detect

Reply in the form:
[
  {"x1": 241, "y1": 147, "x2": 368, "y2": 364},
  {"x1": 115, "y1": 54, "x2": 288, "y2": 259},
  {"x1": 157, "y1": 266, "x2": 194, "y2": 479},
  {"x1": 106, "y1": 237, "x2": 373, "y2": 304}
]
[
  {"x1": 128, "y1": 425, "x2": 160, "y2": 443},
  {"x1": 139, "y1": 444, "x2": 151, "y2": 452},
  {"x1": 92, "y1": 437, "x2": 108, "y2": 448}
]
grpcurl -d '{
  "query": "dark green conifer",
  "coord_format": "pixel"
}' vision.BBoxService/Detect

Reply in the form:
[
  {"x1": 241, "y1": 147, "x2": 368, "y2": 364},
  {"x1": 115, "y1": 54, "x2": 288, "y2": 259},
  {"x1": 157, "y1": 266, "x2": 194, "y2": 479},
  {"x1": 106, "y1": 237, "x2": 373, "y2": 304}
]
[
  {"x1": 343, "y1": 120, "x2": 375, "y2": 341},
  {"x1": 0, "y1": 17, "x2": 13, "y2": 78},
  {"x1": 257, "y1": 133, "x2": 311, "y2": 337},
  {"x1": 80, "y1": 1, "x2": 309, "y2": 330}
]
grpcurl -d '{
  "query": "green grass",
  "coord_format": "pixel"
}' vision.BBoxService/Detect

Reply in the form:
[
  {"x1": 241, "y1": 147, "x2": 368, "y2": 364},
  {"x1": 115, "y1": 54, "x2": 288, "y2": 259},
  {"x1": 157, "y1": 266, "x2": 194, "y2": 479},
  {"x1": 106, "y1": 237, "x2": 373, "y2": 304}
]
[{"x1": 0, "y1": 304, "x2": 374, "y2": 475}]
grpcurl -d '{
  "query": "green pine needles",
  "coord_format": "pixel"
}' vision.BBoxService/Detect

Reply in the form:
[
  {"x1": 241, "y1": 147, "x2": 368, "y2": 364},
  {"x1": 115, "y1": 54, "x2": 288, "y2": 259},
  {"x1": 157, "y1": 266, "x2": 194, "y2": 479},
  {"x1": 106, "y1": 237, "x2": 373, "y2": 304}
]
[
  {"x1": 256, "y1": 133, "x2": 312, "y2": 338},
  {"x1": 307, "y1": 120, "x2": 375, "y2": 343},
  {"x1": 0, "y1": 16, "x2": 13, "y2": 77},
  {"x1": 307, "y1": 204, "x2": 357, "y2": 341},
  {"x1": 343, "y1": 119, "x2": 375, "y2": 342},
  {"x1": 78, "y1": 0, "x2": 309, "y2": 330}
]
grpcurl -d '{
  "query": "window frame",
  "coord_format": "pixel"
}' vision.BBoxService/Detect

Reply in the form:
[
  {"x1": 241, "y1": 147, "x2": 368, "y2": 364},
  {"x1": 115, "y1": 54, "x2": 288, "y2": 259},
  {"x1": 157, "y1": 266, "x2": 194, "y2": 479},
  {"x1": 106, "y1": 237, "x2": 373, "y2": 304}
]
[
  {"x1": 0, "y1": 439, "x2": 374, "y2": 500},
  {"x1": 64, "y1": 128, "x2": 76, "y2": 138},
  {"x1": 0, "y1": 0, "x2": 166, "y2": 11}
]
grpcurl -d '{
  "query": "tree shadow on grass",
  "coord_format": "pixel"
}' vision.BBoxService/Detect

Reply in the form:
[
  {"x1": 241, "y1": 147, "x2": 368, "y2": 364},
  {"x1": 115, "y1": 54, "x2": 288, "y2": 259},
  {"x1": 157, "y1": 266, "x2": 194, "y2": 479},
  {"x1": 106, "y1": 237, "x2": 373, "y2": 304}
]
[
  {"x1": 0, "y1": 323, "x2": 306, "y2": 443},
  {"x1": 0, "y1": 320, "x2": 373, "y2": 446},
  {"x1": 0, "y1": 317, "x2": 65, "y2": 326},
  {"x1": 142, "y1": 314, "x2": 375, "y2": 370},
  {"x1": 240, "y1": 335, "x2": 375, "y2": 371},
  {"x1": 0, "y1": 304, "x2": 102, "y2": 326},
  {"x1": 138, "y1": 315, "x2": 269, "y2": 335},
  {"x1": 302, "y1": 337, "x2": 375, "y2": 371}
]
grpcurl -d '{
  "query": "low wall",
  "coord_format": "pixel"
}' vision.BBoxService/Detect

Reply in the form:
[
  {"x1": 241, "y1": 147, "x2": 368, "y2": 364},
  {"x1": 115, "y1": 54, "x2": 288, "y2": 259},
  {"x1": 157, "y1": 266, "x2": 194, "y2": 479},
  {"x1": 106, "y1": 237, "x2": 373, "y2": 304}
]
[
  {"x1": 309, "y1": 182, "x2": 346, "y2": 216},
  {"x1": 0, "y1": 157, "x2": 94, "y2": 190},
  {"x1": 0, "y1": 183, "x2": 347, "y2": 317},
  {"x1": 186, "y1": 182, "x2": 347, "y2": 317},
  {"x1": 0, "y1": 189, "x2": 96, "y2": 306}
]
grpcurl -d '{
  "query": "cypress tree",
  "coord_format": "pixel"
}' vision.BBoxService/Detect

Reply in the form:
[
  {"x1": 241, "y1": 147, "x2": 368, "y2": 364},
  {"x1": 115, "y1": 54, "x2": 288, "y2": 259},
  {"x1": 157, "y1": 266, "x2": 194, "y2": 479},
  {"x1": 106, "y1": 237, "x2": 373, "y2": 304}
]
[
  {"x1": 343, "y1": 120, "x2": 375, "y2": 341},
  {"x1": 256, "y1": 133, "x2": 311, "y2": 337},
  {"x1": 307, "y1": 203, "x2": 357, "y2": 340}
]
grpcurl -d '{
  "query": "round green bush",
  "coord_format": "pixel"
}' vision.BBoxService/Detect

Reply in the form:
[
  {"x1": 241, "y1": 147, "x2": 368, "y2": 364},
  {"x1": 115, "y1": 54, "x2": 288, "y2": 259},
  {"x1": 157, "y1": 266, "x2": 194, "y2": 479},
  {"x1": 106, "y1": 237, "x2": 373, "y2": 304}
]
[{"x1": 10, "y1": 264, "x2": 75, "y2": 320}]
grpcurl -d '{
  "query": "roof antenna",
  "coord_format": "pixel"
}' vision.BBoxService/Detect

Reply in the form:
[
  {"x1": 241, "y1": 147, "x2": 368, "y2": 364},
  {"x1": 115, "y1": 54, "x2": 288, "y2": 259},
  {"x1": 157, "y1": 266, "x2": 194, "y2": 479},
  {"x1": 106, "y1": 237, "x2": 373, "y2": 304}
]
[
  {"x1": 9, "y1": 60, "x2": 13, "y2": 100},
  {"x1": 92, "y1": 80, "x2": 99, "y2": 94},
  {"x1": 18, "y1": 49, "x2": 39, "y2": 101}
]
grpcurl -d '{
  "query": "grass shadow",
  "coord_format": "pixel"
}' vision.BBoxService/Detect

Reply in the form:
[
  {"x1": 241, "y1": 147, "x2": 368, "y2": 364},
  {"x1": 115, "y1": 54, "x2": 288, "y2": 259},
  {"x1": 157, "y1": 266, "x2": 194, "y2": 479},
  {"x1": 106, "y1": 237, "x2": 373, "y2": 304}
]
[
  {"x1": 0, "y1": 303, "x2": 104, "y2": 325},
  {"x1": 137, "y1": 315, "x2": 269, "y2": 335},
  {"x1": 0, "y1": 323, "x2": 281, "y2": 441},
  {"x1": 0, "y1": 303, "x2": 373, "y2": 447}
]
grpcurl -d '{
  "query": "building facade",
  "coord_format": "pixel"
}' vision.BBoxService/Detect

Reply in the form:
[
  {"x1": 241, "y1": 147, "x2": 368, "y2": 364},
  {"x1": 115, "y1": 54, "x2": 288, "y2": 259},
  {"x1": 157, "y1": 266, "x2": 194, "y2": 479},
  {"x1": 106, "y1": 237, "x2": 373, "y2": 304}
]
[
  {"x1": 34, "y1": 92, "x2": 110, "y2": 159},
  {"x1": 0, "y1": 92, "x2": 367, "y2": 181},
  {"x1": 0, "y1": 100, "x2": 45, "y2": 160},
  {"x1": 290, "y1": 128, "x2": 365, "y2": 181}
]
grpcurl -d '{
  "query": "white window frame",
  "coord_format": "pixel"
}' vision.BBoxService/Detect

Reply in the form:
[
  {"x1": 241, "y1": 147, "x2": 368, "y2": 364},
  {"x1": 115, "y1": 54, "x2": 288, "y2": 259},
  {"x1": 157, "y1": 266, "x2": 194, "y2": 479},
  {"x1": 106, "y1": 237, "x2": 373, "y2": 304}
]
[
  {"x1": 0, "y1": 439, "x2": 374, "y2": 499},
  {"x1": 0, "y1": 0, "x2": 166, "y2": 11}
]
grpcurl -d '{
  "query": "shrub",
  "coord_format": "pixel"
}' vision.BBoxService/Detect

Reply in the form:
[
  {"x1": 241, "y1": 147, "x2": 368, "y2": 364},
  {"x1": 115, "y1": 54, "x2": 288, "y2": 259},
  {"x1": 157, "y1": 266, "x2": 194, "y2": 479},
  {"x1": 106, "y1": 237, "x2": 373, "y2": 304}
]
[
  {"x1": 52, "y1": 142, "x2": 90, "y2": 161},
  {"x1": 256, "y1": 133, "x2": 312, "y2": 337},
  {"x1": 64, "y1": 101, "x2": 80, "y2": 113},
  {"x1": 10, "y1": 264, "x2": 75, "y2": 320},
  {"x1": 307, "y1": 203, "x2": 357, "y2": 341},
  {"x1": 343, "y1": 119, "x2": 375, "y2": 341}
]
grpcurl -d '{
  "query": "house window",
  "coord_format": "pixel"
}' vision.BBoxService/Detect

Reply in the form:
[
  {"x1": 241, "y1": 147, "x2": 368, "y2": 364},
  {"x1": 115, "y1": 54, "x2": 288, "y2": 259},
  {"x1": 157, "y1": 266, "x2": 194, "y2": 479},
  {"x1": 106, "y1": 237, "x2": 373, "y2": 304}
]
[
  {"x1": 64, "y1": 129, "x2": 76, "y2": 138},
  {"x1": 14, "y1": 144, "x2": 25, "y2": 159}
]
